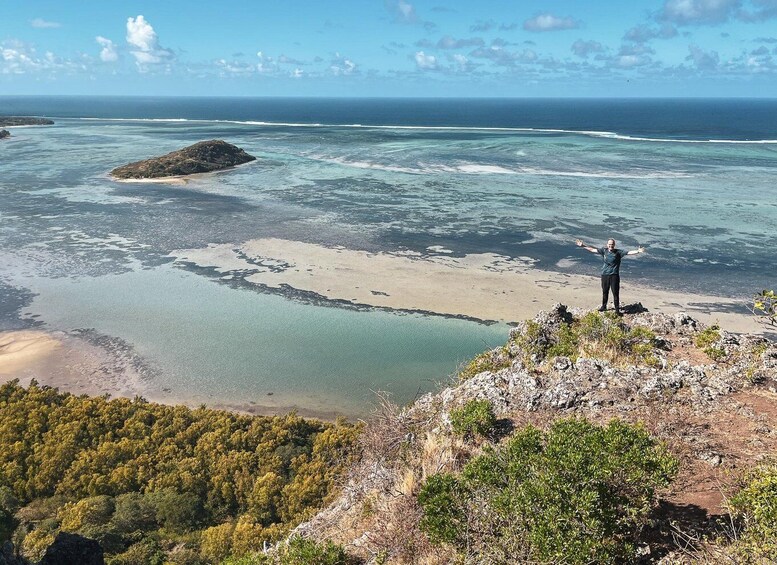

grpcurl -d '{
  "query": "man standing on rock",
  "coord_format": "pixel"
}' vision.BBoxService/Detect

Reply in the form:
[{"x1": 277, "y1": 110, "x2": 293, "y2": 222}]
[{"x1": 575, "y1": 238, "x2": 645, "y2": 314}]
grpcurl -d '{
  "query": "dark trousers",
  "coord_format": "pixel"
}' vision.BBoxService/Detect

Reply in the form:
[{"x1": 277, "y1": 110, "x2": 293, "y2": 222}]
[{"x1": 601, "y1": 274, "x2": 620, "y2": 309}]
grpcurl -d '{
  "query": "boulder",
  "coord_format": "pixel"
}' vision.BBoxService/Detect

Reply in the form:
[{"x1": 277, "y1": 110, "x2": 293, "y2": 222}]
[{"x1": 39, "y1": 532, "x2": 104, "y2": 565}]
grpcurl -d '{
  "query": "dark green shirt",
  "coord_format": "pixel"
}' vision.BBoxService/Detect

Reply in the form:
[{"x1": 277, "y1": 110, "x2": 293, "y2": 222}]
[{"x1": 598, "y1": 247, "x2": 626, "y2": 276}]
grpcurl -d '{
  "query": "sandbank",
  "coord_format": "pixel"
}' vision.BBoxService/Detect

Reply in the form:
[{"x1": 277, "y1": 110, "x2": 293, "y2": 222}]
[
  {"x1": 171, "y1": 238, "x2": 768, "y2": 335},
  {"x1": 0, "y1": 329, "x2": 151, "y2": 399}
]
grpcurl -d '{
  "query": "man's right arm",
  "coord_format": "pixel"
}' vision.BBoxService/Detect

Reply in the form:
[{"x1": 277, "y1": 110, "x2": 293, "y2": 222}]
[{"x1": 575, "y1": 239, "x2": 600, "y2": 254}]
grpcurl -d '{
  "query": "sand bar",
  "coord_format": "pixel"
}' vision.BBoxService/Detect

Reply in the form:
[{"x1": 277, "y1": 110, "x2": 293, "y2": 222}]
[{"x1": 171, "y1": 237, "x2": 769, "y2": 335}]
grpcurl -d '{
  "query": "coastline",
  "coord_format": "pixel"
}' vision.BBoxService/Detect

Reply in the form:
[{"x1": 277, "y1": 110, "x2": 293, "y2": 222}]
[
  {"x1": 172, "y1": 238, "x2": 768, "y2": 334},
  {"x1": 2, "y1": 237, "x2": 769, "y2": 421}
]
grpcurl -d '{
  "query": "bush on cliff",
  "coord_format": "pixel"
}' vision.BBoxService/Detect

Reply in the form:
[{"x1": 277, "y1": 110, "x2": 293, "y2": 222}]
[
  {"x1": 728, "y1": 461, "x2": 777, "y2": 560},
  {"x1": 418, "y1": 417, "x2": 678, "y2": 564}
]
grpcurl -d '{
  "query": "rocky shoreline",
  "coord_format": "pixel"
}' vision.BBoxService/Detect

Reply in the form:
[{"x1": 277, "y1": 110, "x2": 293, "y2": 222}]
[
  {"x1": 110, "y1": 139, "x2": 256, "y2": 179},
  {"x1": 291, "y1": 305, "x2": 777, "y2": 563}
]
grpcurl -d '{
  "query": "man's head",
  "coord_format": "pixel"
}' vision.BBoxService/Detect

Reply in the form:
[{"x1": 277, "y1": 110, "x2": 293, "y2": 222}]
[{"x1": 607, "y1": 239, "x2": 616, "y2": 249}]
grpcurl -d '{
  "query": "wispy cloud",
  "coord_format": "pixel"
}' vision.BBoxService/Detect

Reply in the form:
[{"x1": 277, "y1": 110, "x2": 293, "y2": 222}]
[
  {"x1": 96, "y1": 36, "x2": 118, "y2": 62},
  {"x1": 126, "y1": 15, "x2": 174, "y2": 69},
  {"x1": 385, "y1": 0, "x2": 418, "y2": 23},
  {"x1": 436, "y1": 36, "x2": 484, "y2": 49},
  {"x1": 30, "y1": 18, "x2": 61, "y2": 29},
  {"x1": 523, "y1": 13, "x2": 580, "y2": 32},
  {"x1": 623, "y1": 24, "x2": 678, "y2": 42}
]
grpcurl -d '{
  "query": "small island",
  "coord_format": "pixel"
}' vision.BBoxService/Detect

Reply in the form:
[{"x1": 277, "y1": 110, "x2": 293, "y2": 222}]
[
  {"x1": 0, "y1": 116, "x2": 54, "y2": 126},
  {"x1": 110, "y1": 139, "x2": 256, "y2": 180},
  {"x1": 0, "y1": 129, "x2": 9, "y2": 140}
]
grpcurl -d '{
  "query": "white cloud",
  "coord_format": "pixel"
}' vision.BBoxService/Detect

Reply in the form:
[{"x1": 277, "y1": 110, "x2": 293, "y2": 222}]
[
  {"x1": 658, "y1": 0, "x2": 740, "y2": 25},
  {"x1": 96, "y1": 36, "x2": 118, "y2": 63},
  {"x1": 292, "y1": 68, "x2": 304, "y2": 78},
  {"x1": 330, "y1": 54, "x2": 357, "y2": 75},
  {"x1": 126, "y1": 15, "x2": 174, "y2": 68},
  {"x1": 1, "y1": 39, "x2": 84, "y2": 75},
  {"x1": 436, "y1": 36, "x2": 485, "y2": 49},
  {"x1": 523, "y1": 13, "x2": 579, "y2": 32},
  {"x1": 571, "y1": 39, "x2": 605, "y2": 58},
  {"x1": 414, "y1": 50, "x2": 437, "y2": 69},
  {"x1": 686, "y1": 44, "x2": 721, "y2": 68},
  {"x1": 30, "y1": 18, "x2": 61, "y2": 29}
]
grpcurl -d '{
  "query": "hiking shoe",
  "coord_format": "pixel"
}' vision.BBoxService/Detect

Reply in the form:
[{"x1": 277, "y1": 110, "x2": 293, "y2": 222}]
[
  {"x1": 615, "y1": 309, "x2": 623, "y2": 316},
  {"x1": 597, "y1": 306, "x2": 607, "y2": 312}
]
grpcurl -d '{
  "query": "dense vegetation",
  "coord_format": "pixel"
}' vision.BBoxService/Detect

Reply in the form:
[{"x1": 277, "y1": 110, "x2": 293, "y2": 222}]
[
  {"x1": 418, "y1": 417, "x2": 678, "y2": 564},
  {"x1": 0, "y1": 380, "x2": 358, "y2": 563}
]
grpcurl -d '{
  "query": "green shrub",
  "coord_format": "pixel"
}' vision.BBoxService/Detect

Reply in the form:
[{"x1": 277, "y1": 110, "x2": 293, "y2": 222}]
[
  {"x1": 695, "y1": 325, "x2": 726, "y2": 361},
  {"x1": 108, "y1": 537, "x2": 165, "y2": 565},
  {"x1": 276, "y1": 536, "x2": 350, "y2": 565},
  {"x1": 418, "y1": 418, "x2": 678, "y2": 564},
  {"x1": 449, "y1": 400, "x2": 497, "y2": 440},
  {"x1": 546, "y1": 322, "x2": 579, "y2": 360},
  {"x1": 728, "y1": 462, "x2": 777, "y2": 560},
  {"x1": 458, "y1": 348, "x2": 511, "y2": 381}
]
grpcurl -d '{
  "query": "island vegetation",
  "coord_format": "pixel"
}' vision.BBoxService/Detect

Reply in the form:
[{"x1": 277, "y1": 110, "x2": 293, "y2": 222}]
[
  {"x1": 0, "y1": 117, "x2": 54, "y2": 127},
  {"x1": 110, "y1": 140, "x2": 256, "y2": 180}
]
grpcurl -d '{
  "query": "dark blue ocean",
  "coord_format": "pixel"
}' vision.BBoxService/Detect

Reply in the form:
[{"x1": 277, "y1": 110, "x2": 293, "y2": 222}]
[
  {"x1": 4, "y1": 96, "x2": 777, "y2": 140},
  {"x1": 1, "y1": 96, "x2": 775, "y2": 415}
]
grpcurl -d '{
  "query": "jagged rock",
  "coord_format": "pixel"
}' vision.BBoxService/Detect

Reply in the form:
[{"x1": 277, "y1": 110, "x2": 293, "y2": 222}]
[
  {"x1": 39, "y1": 532, "x2": 104, "y2": 565},
  {"x1": 0, "y1": 129, "x2": 9, "y2": 139},
  {"x1": 110, "y1": 139, "x2": 256, "y2": 179},
  {"x1": 0, "y1": 117, "x2": 54, "y2": 126}
]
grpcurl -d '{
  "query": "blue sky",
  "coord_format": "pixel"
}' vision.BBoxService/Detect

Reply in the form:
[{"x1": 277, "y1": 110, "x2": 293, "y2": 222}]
[{"x1": 2, "y1": 0, "x2": 777, "y2": 96}]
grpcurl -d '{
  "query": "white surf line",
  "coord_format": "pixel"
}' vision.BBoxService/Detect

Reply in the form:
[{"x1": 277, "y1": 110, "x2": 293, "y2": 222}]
[{"x1": 68, "y1": 117, "x2": 777, "y2": 144}]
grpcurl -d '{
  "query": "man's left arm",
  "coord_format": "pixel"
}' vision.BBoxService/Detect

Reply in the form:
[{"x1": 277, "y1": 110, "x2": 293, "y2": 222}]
[{"x1": 625, "y1": 246, "x2": 646, "y2": 256}]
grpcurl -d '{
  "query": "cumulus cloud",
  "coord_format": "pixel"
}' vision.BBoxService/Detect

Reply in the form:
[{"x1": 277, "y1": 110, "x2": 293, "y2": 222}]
[
  {"x1": 436, "y1": 36, "x2": 484, "y2": 49},
  {"x1": 523, "y1": 13, "x2": 579, "y2": 32},
  {"x1": 469, "y1": 46, "x2": 537, "y2": 66},
  {"x1": 414, "y1": 50, "x2": 437, "y2": 69},
  {"x1": 96, "y1": 36, "x2": 118, "y2": 62},
  {"x1": 1, "y1": 39, "x2": 83, "y2": 75},
  {"x1": 624, "y1": 24, "x2": 678, "y2": 42},
  {"x1": 658, "y1": 0, "x2": 740, "y2": 25},
  {"x1": 215, "y1": 58, "x2": 256, "y2": 76},
  {"x1": 291, "y1": 68, "x2": 304, "y2": 78},
  {"x1": 686, "y1": 44, "x2": 720, "y2": 68},
  {"x1": 571, "y1": 39, "x2": 605, "y2": 58},
  {"x1": 30, "y1": 18, "x2": 61, "y2": 29},
  {"x1": 450, "y1": 53, "x2": 475, "y2": 72},
  {"x1": 738, "y1": 0, "x2": 777, "y2": 21},
  {"x1": 330, "y1": 53, "x2": 357, "y2": 75},
  {"x1": 126, "y1": 15, "x2": 174, "y2": 68}
]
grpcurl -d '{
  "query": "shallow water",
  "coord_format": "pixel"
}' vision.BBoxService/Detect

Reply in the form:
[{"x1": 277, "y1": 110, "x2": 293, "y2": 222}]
[{"x1": 1, "y1": 97, "x2": 776, "y2": 415}]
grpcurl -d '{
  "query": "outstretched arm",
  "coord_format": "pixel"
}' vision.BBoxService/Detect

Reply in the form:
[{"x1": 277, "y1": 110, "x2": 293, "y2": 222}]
[
  {"x1": 575, "y1": 239, "x2": 600, "y2": 254},
  {"x1": 626, "y1": 246, "x2": 646, "y2": 256}
]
